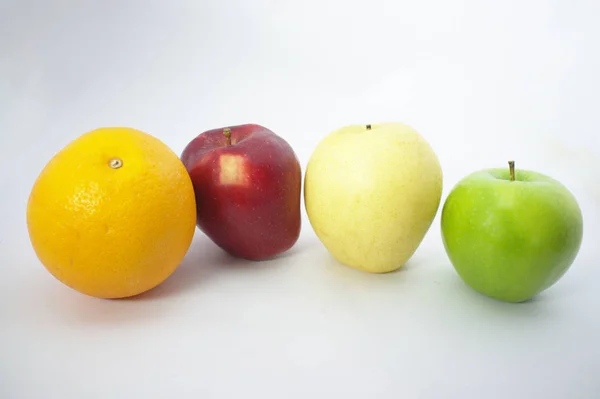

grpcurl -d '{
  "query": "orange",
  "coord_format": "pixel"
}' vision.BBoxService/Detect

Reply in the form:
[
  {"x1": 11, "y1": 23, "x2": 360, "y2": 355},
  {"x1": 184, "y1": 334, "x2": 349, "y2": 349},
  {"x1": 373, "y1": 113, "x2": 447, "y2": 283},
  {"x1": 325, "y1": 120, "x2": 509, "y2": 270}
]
[{"x1": 26, "y1": 127, "x2": 197, "y2": 299}]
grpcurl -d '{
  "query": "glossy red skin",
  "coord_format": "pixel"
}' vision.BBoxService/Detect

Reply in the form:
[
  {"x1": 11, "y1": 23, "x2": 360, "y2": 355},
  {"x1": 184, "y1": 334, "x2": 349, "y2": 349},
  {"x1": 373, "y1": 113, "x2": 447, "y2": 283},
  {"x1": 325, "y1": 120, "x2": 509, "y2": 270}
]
[{"x1": 181, "y1": 124, "x2": 301, "y2": 261}]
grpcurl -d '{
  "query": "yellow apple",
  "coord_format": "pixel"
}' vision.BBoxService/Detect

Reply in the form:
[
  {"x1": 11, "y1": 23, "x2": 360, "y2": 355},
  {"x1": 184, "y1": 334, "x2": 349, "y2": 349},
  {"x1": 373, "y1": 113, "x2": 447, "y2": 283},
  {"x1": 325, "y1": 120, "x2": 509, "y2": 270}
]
[{"x1": 304, "y1": 122, "x2": 443, "y2": 273}]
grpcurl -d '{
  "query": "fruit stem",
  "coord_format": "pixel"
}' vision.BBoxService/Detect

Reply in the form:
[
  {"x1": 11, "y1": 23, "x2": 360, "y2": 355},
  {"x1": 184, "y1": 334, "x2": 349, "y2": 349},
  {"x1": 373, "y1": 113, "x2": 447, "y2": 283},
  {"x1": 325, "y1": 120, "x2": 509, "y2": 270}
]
[
  {"x1": 366, "y1": 124, "x2": 372, "y2": 130},
  {"x1": 508, "y1": 160, "x2": 515, "y2": 181},
  {"x1": 109, "y1": 158, "x2": 123, "y2": 169},
  {"x1": 223, "y1": 128, "x2": 232, "y2": 146}
]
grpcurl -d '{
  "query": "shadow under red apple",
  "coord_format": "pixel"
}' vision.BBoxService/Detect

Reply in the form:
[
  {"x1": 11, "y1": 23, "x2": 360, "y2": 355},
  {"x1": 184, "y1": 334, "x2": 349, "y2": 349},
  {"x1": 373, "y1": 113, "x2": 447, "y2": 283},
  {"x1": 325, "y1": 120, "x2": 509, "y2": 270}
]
[{"x1": 133, "y1": 232, "x2": 299, "y2": 301}]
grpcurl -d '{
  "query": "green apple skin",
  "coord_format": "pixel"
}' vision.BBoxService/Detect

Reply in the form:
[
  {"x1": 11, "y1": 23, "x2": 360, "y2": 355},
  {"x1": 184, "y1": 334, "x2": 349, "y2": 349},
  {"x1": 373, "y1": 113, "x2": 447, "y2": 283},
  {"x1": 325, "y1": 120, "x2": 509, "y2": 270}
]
[
  {"x1": 441, "y1": 167, "x2": 583, "y2": 303},
  {"x1": 304, "y1": 122, "x2": 443, "y2": 273}
]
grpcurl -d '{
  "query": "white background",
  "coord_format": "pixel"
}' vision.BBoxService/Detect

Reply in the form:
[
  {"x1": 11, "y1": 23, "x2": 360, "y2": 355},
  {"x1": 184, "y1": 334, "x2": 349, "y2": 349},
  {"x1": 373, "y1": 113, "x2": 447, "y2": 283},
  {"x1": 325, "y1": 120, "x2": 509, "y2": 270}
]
[{"x1": 1, "y1": 1, "x2": 599, "y2": 398}]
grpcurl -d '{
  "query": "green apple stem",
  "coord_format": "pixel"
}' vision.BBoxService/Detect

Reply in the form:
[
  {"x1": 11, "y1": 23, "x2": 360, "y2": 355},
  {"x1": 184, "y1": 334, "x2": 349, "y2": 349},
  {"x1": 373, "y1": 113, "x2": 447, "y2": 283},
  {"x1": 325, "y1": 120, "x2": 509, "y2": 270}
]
[
  {"x1": 223, "y1": 128, "x2": 232, "y2": 146},
  {"x1": 509, "y1": 160, "x2": 515, "y2": 181},
  {"x1": 366, "y1": 124, "x2": 372, "y2": 130}
]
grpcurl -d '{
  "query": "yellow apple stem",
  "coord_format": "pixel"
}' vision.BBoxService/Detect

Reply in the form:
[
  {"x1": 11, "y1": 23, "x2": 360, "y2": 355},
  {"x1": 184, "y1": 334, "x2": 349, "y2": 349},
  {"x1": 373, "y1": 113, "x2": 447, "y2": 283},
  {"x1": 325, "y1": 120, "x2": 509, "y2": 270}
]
[
  {"x1": 366, "y1": 124, "x2": 372, "y2": 130},
  {"x1": 223, "y1": 128, "x2": 232, "y2": 146},
  {"x1": 508, "y1": 160, "x2": 515, "y2": 181}
]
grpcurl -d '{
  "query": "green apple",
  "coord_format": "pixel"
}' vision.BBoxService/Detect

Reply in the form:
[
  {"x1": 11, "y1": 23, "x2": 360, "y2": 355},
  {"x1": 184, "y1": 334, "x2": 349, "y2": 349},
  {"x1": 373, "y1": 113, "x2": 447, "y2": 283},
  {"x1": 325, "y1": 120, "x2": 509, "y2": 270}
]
[
  {"x1": 441, "y1": 161, "x2": 583, "y2": 303},
  {"x1": 304, "y1": 122, "x2": 443, "y2": 273}
]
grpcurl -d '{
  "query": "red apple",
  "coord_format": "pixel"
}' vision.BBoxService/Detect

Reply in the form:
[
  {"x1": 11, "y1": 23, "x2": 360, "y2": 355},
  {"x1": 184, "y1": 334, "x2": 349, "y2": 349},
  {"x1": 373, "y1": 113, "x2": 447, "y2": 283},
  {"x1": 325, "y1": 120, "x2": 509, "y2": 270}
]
[{"x1": 180, "y1": 124, "x2": 302, "y2": 261}]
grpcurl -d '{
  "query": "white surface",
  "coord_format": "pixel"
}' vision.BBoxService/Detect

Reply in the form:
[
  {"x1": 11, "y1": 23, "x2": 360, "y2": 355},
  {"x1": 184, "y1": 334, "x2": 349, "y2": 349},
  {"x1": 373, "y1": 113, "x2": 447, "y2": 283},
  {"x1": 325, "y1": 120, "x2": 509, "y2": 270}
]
[{"x1": 2, "y1": 1, "x2": 600, "y2": 398}]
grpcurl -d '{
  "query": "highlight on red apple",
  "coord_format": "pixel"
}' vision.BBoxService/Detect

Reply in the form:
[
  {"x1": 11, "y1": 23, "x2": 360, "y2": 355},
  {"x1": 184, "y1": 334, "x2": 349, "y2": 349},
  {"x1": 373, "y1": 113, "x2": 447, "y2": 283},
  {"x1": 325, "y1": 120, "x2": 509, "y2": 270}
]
[{"x1": 181, "y1": 123, "x2": 302, "y2": 261}]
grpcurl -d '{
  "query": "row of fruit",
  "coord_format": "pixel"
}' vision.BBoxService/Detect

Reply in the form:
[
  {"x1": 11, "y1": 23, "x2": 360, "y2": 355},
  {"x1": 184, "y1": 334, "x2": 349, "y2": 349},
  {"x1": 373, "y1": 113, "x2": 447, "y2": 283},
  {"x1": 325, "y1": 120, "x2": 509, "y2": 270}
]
[{"x1": 26, "y1": 122, "x2": 583, "y2": 303}]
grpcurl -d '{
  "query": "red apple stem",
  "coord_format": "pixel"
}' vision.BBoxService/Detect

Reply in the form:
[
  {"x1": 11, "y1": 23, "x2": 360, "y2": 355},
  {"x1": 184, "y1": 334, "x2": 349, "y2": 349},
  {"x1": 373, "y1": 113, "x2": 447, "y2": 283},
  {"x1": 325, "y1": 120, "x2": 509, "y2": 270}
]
[
  {"x1": 223, "y1": 128, "x2": 232, "y2": 146},
  {"x1": 366, "y1": 124, "x2": 372, "y2": 130},
  {"x1": 508, "y1": 160, "x2": 515, "y2": 181}
]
